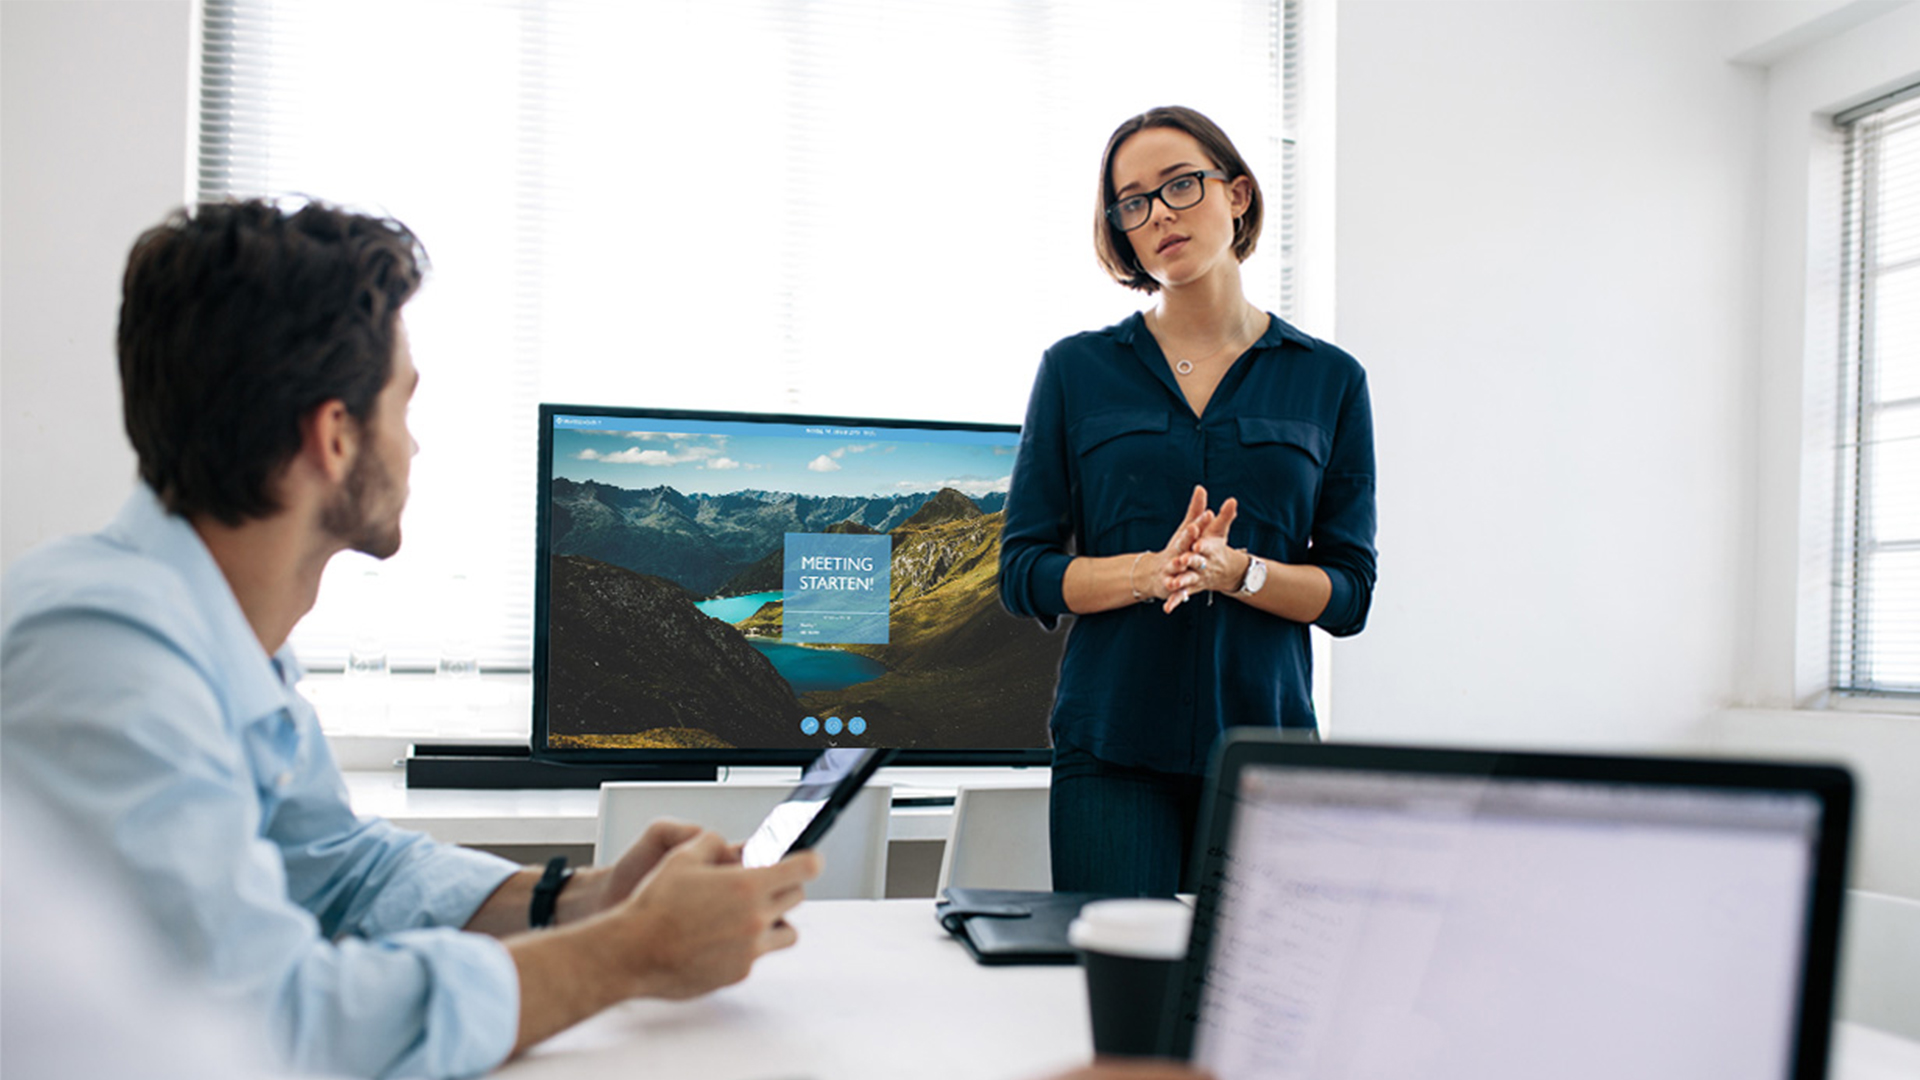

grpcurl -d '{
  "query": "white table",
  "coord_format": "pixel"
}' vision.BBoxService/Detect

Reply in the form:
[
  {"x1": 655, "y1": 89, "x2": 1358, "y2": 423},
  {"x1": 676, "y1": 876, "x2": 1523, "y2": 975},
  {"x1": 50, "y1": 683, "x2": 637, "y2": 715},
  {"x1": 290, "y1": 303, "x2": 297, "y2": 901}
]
[
  {"x1": 492, "y1": 899, "x2": 1920, "y2": 1080},
  {"x1": 498, "y1": 899, "x2": 1090, "y2": 1080}
]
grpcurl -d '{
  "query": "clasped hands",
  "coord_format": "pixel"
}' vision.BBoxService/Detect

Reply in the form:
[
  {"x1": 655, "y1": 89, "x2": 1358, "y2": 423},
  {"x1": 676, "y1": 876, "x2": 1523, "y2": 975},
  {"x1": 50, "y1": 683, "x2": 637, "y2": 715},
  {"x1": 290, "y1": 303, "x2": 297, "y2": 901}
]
[{"x1": 1136, "y1": 485, "x2": 1250, "y2": 614}]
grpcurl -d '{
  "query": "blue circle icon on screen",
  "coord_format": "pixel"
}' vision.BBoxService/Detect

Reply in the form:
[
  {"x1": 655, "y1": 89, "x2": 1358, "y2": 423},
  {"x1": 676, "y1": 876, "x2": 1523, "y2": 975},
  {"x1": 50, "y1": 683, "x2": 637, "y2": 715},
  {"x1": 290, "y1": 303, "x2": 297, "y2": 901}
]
[
  {"x1": 849, "y1": 716, "x2": 867, "y2": 736},
  {"x1": 825, "y1": 716, "x2": 843, "y2": 735},
  {"x1": 800, "y1": 716, "x2": 819, "y2": 736}
]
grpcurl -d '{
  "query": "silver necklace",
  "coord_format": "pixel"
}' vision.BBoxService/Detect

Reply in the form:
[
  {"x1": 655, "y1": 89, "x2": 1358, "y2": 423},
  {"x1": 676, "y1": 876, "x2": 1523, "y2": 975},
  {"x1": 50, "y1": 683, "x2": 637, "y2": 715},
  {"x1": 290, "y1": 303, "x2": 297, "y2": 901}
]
[{"x1": 1154, "y1": 309, "x2": 1258, "y2": 377}]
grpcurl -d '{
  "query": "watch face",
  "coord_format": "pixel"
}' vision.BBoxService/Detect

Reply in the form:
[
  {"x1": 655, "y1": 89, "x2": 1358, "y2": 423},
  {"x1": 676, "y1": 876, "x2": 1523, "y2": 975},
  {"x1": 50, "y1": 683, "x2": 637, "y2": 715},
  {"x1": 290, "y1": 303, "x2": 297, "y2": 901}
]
[{"x1": 1242, "y1": 556, "x2": 1267, "y2": 595}]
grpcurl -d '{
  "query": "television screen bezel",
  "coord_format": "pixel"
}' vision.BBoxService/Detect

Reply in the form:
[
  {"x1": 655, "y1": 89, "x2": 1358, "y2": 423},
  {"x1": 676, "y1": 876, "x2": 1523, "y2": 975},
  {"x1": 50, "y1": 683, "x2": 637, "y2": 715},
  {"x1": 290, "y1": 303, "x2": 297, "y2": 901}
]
[{"x1": 531, "y1": 402, "x2": 1055, "y2": 768}]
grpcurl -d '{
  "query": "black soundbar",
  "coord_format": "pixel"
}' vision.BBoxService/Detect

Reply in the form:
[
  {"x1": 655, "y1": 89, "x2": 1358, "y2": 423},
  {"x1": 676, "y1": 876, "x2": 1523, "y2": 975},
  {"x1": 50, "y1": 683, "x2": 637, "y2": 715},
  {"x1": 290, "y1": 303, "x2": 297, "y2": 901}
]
[{"x1": 404, "y1": 744, "x2": 717, "y2": 788}]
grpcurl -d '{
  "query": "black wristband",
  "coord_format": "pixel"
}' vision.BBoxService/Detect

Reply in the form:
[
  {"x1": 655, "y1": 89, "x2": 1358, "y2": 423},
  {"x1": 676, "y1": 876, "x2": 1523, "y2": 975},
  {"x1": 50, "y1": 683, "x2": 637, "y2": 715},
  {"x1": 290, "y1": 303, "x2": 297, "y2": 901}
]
[{"x1": 529, "y1": 855, "x2": 573, "y2": 929}]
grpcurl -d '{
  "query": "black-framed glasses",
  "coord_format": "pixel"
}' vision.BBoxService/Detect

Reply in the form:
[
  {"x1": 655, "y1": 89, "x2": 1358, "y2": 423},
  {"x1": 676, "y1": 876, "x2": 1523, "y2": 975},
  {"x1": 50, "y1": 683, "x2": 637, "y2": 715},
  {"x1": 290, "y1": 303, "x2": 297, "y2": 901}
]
[{"x1": 1105, "y1": 169, "x2": 1228, "y2": 232}]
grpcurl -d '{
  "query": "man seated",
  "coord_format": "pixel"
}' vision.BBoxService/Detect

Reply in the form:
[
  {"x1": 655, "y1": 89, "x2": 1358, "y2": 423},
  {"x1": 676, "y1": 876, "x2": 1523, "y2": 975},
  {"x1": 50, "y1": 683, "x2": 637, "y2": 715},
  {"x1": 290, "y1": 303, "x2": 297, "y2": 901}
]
[
  {"x1": 2, "y1": 198, "x2": 1212, "y2": 1080},
  {"x1": 0, "y1": 199, "x2": 819, "y2": 1079}
]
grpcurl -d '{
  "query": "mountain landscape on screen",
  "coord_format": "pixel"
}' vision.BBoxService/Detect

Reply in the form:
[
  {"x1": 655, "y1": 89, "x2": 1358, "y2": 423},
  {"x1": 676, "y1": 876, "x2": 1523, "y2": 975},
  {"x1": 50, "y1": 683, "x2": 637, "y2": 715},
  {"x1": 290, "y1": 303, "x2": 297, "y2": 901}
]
[{"x1": 544, "y1": 479, "x2": 1057, "y2": 750}]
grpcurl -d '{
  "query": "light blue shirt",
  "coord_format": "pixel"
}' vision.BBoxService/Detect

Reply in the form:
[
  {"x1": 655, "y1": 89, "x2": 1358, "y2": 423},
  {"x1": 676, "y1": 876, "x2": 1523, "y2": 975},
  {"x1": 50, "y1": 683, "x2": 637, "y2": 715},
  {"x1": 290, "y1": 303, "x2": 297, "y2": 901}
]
[{"x1": 1, "y1": 487, "x2": 522, "y2": 1079}]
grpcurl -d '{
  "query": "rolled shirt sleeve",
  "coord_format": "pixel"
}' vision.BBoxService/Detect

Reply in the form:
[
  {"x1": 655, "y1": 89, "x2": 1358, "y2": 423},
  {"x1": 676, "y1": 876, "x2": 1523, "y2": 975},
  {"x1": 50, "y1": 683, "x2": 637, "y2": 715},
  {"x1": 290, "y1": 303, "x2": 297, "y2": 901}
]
[
  {"x1": 1000, "y1": 347, "x2": 1077, "y2": 628},
  {"x1": 1304, "y1": 370, "x2": 1378, "y2": 638}
]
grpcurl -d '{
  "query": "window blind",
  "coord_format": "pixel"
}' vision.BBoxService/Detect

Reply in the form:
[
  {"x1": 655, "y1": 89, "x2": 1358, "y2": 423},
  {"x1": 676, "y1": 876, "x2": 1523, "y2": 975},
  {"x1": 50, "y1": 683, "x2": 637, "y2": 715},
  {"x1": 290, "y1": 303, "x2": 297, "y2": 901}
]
[
  {"x1": 196, "y1": 0, "x2": 1300, "y2": 681},
  {"x1": 1834, "y1": 87, "x2": 1920, "y2": 697}
]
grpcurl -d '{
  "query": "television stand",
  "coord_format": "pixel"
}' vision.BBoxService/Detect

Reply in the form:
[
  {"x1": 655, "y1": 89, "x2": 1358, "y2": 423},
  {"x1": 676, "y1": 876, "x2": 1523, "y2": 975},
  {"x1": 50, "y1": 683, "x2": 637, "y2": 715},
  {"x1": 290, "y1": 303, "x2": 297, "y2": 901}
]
[{"x1": 404, "y1": 743, "x2": 718, "y2": 789}]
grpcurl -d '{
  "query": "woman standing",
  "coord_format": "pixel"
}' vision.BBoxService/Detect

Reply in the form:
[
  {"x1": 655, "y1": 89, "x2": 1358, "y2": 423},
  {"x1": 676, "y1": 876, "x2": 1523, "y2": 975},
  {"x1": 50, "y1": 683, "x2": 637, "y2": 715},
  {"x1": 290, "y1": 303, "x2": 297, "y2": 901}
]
[{"x1": 1000, "y1": 106, "x2": 1377, "y2": 896}]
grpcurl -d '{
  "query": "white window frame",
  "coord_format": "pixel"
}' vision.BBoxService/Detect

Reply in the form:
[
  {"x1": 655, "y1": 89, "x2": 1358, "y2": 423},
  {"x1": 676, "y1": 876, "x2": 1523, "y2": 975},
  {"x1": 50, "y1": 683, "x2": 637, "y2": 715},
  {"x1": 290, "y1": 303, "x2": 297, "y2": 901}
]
[
  {"x1": 1739, "y1": 0, "x2": 1920, "y2": 717},
  {"x1": 1831, "y1": 84, "x2": 1920, "y2": 702}
]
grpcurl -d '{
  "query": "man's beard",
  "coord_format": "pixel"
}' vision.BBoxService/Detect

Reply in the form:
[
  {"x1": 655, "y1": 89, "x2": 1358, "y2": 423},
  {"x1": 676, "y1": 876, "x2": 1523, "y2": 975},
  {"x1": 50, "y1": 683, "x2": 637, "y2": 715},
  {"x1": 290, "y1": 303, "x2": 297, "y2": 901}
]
[{"x1": 321, "y1": 446, "x2": 402, "y2": 559}]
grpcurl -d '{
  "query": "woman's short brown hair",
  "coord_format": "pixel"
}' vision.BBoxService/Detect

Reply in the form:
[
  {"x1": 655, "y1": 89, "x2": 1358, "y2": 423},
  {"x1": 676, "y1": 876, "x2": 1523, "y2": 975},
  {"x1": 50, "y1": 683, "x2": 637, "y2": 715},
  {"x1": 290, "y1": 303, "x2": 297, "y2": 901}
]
[{"x1": 1093, "y1": 105, "x2": 1264, "y2": 294}]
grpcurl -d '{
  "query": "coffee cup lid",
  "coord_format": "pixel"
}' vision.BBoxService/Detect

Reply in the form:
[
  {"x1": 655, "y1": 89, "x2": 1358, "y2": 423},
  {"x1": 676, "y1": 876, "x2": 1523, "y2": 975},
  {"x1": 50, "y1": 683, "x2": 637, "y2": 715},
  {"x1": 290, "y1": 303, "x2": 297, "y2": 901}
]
[{"x1": 1068, "y1": 898, "x2": 1192, "y2": 959}]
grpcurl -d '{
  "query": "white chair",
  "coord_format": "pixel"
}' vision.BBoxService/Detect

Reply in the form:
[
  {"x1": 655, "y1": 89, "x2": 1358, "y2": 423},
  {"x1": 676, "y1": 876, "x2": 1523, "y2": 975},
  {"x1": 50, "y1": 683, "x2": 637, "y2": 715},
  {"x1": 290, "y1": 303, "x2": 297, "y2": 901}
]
[
  {"x1": 936, "y1": 782, "x2": 1052, "y2": 894},
  {"x1": 1837, "y1": 888, "x2": 1920, "y2": 1041},
  {"x1": 594, "y1": 780, "x2": 893, "y2": 900}
]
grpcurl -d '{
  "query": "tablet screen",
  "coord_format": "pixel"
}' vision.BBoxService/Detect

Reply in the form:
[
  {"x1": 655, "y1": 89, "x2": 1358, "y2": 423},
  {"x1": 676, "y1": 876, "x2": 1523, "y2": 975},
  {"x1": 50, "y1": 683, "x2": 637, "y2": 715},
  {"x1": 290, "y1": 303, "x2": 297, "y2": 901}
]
[{"x1": 740, "y1": 748, "x2": 892, "y2": 868}]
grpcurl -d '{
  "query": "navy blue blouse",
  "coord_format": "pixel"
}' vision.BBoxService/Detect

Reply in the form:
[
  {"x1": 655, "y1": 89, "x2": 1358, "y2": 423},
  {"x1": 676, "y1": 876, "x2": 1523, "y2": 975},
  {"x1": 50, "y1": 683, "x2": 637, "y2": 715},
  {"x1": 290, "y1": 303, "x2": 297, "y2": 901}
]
[{"x1": 999, "y1": 311, "x2": 1377, "y2": 775}]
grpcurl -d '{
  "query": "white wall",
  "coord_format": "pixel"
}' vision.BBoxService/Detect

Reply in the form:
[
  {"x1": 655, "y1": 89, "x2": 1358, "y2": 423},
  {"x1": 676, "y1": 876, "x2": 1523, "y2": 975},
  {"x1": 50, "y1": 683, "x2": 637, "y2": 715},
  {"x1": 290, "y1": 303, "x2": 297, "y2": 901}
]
[
  {"x1": 1721, "y1": 0, "x2": 1909, "y2": 65},
  {"x1": 1331, "y1": 0, "x2": 1761, "y2": 748},
  {"x1": 1329, "y1": 0, "x2": 1920, "y2": 898},
  {"x1": 1, "y1": 0, "x2": 192, "y2": 567}
]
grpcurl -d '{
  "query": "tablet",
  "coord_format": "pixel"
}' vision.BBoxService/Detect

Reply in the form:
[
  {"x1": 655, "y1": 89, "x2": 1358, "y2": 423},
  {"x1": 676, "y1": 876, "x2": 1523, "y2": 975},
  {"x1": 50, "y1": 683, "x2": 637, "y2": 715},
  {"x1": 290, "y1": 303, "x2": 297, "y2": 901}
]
[{"x1": 740, "y1": 747, "x2": 899, "y2": 868}]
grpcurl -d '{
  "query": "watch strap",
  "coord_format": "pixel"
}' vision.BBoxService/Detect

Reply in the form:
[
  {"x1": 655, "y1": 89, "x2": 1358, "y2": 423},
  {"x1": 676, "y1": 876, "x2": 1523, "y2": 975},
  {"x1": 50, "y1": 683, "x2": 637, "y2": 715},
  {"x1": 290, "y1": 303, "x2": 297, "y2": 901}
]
[{"x1": 530, "y1": 855, "x2": 573, "y2": 929}]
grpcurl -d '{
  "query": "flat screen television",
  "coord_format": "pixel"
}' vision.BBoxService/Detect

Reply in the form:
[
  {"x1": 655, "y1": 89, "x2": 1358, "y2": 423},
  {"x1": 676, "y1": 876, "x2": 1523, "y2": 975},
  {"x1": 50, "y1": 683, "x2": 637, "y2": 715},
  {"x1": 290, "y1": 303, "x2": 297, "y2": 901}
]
[{"x1": 532, "y1": 404, "x2": 1064, "y2": 767}]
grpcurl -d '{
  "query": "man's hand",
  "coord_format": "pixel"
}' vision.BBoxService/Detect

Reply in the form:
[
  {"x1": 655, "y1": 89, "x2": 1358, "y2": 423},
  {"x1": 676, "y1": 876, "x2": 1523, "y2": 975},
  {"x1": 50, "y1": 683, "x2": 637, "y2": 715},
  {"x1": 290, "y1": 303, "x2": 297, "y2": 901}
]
[
  {"x1": 610, "y1": 831, "x2": 819, "y2": 1000},
  {"x1": 505, "y1": 830, "x2": 820, "y2": 1056},
  {"x1": 598, "y1": 818, "x2": 708, "y2": 911}
]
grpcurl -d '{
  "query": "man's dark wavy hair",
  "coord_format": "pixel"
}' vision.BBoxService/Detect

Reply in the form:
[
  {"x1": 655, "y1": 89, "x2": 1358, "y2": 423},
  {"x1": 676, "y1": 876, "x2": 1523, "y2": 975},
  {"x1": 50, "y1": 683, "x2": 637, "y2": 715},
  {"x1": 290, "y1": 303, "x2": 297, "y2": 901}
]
[{"x1": 117, "y1": 198, "x2": 427, "y2": 525}]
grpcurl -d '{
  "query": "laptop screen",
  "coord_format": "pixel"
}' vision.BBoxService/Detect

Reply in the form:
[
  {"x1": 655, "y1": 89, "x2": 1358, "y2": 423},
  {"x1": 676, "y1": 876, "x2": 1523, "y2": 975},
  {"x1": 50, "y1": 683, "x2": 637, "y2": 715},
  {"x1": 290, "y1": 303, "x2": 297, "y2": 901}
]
[{"x1": 1178, "y1": 740, "x2": 1851, "y2": 1080}]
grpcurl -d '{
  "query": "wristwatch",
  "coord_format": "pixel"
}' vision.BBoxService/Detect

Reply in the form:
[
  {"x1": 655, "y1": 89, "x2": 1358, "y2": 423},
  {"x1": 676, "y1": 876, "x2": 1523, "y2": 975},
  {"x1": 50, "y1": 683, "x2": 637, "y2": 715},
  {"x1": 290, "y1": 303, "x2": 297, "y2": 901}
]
[{"x1": 1235, "y1": 553, "x2": 1267, "y2": 597}]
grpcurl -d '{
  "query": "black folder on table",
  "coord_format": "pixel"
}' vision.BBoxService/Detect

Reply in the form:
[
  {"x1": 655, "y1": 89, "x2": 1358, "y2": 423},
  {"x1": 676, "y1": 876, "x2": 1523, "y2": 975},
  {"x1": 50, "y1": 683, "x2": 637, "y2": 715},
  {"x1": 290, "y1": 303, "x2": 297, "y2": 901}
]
[{"x1": 935, "y1": 888, "x2": 1121, "y2": 966}]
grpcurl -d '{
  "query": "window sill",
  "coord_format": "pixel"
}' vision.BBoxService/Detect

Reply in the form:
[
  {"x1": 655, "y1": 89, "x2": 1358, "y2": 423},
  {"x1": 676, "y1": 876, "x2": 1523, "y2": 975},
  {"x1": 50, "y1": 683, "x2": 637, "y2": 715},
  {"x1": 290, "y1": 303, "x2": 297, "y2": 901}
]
[
  {"x1": 1814, "y1": 693, "x2": 1920, "y2": 717},
  {"x1": 300, "y1": 671, "x2": 532, "y2": 771}
]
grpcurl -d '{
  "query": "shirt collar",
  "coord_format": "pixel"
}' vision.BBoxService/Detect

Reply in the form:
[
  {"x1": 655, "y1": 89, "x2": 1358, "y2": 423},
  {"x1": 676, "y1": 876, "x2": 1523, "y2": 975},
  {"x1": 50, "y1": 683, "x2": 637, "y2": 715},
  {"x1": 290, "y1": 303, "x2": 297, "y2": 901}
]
[
  {"x1": 1115, "y1": 308, "x2": 1316, "y2": 351},
  {"x1": 104, "y1": 486, "x2": 300, "y2": 724}
]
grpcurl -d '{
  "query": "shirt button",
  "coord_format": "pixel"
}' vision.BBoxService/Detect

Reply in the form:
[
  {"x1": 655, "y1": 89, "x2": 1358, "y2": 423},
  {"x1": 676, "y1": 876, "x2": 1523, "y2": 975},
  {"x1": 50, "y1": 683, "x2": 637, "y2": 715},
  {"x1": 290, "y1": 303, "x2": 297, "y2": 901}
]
[{"x1": 275, "y1": 771, "x2": 293, "y2": 789}]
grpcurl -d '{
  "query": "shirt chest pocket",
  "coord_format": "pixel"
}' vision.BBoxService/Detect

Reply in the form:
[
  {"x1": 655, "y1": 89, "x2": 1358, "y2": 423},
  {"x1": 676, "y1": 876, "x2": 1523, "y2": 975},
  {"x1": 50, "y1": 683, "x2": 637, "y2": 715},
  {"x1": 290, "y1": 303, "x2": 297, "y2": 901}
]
[
  {"x1": 1217, "y1": 417, "x2": 1330, "y2": 554},
  {"x1": 1069, "y1": 409, "x2": 1174, "y2": 548},
  {"x1": 241, "y1": 711, "x2": 305, "y2": 822}
]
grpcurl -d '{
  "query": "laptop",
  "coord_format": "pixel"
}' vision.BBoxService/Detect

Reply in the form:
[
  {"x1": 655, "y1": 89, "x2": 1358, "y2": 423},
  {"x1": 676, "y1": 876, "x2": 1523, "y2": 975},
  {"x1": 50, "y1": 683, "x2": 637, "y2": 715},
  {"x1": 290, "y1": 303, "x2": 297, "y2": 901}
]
[{"x1": 1166, "y1": 731, "x2": 1854, "y2": 1079}]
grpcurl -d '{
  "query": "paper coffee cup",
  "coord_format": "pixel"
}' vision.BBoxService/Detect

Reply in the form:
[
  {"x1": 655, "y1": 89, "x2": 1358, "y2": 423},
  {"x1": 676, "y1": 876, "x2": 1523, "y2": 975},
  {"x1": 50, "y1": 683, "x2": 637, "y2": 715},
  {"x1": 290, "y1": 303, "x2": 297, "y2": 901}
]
[{"x1": 1069, "y1": 899, "x2": 1193, "y2": 1058}]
